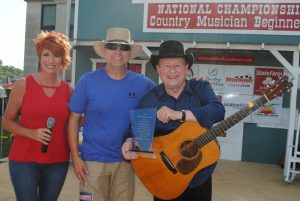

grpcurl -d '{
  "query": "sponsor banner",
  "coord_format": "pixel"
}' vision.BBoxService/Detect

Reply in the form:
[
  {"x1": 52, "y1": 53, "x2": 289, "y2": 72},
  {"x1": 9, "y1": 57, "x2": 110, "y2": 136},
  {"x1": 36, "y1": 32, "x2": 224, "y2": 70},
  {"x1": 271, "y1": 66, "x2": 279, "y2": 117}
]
[
  {"x1": 253, "y1": 67, "x2": 284, "y2": 95},
  {"x1": 198, "y1": 64, "x2": 225, "y2": 93},
  {"x1": 221, "y1": 94, "x2": 252, "y2": 123},
  {"x1": 218, "y1": 93, "x2": 251, "y2": 161},
  {"x1": 196, "y1": 64, "x2": 284, "y2": 125},
  {"x1": 198, "y1": 55, "x2": 254, "y2": 64},
  {"x1": 223, "y1": 66, "x2": 255, "y2": 95},
  {"x1": 198, "y1": 64, "x2": 255, "y2": 95},
  {"x1": 143, "y1": 1, "x2": 300, "y2": 35},
  {"x1": 252, "y1": 96, "x2": 283, "y2": 124}
]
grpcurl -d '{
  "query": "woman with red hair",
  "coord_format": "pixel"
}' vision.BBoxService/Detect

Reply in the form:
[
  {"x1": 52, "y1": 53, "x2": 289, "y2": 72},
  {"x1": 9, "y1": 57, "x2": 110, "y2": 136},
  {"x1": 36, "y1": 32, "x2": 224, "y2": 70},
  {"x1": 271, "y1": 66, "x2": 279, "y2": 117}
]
[{"x1": 3, "y1": 31, "x2": 72, "y2": 201}]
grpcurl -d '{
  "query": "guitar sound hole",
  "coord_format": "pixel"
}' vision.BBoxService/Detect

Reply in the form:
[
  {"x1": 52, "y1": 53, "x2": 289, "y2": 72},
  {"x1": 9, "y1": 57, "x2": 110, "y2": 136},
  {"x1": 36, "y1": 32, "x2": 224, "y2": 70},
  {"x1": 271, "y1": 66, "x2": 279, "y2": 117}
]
[{"x1": 180, "y1": 141, "x2": 198, "y2": 158}]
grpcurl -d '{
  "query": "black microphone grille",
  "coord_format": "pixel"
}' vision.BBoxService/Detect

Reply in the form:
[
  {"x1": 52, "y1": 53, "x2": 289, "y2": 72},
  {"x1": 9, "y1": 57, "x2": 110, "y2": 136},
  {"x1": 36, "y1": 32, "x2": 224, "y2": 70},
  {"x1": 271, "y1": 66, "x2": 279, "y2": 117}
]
[{"x1": 47, "y1": 117, "x2": 55, "y2": 129}]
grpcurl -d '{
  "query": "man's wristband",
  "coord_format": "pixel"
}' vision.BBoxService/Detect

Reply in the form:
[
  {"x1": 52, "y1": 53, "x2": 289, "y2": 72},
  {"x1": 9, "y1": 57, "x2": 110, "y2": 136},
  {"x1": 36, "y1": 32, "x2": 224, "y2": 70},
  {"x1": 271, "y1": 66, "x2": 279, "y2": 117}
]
[{"x1": 180, "y1": 110, "x2": 186, "y2": 122}]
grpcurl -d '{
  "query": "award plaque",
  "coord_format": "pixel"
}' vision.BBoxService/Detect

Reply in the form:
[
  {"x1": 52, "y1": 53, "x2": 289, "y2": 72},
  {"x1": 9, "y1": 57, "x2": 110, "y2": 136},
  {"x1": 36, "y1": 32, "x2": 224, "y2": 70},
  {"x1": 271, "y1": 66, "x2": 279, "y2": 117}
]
[{"x1": 129, "y1": 108, "x2": 156, "y2": 153}]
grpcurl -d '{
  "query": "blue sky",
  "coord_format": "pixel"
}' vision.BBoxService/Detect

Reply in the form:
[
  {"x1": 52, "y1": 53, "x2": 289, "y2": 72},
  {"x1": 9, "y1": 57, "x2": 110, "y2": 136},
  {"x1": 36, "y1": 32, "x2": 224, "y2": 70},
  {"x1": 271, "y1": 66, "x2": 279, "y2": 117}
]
[{"x1": 0, "y1": 0, "x2": 27, "y2": 69}]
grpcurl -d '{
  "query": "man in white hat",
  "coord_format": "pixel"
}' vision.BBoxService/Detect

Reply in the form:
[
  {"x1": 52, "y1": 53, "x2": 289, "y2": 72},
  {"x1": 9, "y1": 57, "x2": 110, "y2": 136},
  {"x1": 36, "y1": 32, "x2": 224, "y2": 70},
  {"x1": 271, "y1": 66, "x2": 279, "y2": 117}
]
[
  {"x1": 68, "y1": 27, "x2": 155, "y2": 201},
  {"x1": 122, "y1": 40, "x2": 225, "y2": 201}
]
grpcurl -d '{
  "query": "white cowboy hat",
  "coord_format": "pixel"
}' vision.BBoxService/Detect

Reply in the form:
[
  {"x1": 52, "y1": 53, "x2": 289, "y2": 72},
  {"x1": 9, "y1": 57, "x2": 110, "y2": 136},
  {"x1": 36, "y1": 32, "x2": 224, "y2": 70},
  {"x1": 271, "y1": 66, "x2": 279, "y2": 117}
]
[{"x1": 93, "y1": 27, "x2": 143, "y2": 59}]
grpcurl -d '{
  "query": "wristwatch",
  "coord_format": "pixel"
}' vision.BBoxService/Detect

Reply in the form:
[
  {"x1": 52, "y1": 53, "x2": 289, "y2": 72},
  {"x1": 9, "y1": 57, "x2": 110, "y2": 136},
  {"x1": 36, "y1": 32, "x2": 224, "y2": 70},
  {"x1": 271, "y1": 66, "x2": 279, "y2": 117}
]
[{"x1": 180, "y1": 110, "x2": 186, "y2": 122}]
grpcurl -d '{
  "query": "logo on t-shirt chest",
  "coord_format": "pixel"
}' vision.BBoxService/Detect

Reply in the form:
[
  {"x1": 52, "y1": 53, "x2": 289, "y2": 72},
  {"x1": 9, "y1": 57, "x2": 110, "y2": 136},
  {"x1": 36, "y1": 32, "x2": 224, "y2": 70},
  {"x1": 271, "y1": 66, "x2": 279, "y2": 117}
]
[{"x1": 128, "y1": 91, "x2": 136, "y2": 98}]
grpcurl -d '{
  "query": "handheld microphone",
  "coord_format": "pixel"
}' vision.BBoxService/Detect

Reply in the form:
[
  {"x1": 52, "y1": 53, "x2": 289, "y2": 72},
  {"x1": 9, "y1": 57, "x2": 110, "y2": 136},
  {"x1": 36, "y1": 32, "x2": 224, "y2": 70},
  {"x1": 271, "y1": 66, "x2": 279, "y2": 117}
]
[{"x1": 41, "y1": 117, "x2": 55, "y2": 153}]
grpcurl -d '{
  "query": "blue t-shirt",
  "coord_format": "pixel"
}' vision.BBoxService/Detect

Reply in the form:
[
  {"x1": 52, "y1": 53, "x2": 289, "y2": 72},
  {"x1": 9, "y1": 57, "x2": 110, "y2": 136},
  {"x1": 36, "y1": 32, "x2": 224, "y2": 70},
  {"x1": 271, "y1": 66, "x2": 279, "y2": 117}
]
[{"x1": 68, "y1": 68, "x2": 155, "y2": 162}]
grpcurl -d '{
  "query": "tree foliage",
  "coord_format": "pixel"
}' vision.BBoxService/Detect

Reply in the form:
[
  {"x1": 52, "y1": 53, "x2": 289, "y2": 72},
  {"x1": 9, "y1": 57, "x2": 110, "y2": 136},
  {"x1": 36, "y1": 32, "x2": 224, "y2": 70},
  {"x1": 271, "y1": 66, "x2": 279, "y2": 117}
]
[{"x1": 0, "y1": 64, "x2": 23, "y2": 82}]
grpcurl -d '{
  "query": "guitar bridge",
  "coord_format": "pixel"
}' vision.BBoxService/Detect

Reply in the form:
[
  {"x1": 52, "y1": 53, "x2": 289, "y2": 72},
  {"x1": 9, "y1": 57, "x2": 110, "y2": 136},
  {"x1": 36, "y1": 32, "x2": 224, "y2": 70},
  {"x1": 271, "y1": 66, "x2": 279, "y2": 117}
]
[{"x1": 160, "y1": 152, "x2": 177, "y2": 174}]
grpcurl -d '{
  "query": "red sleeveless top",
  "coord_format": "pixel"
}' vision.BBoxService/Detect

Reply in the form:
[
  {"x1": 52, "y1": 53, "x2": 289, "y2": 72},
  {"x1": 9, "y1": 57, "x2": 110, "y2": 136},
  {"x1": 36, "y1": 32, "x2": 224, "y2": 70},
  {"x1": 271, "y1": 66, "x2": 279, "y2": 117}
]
[{"x1": 9, "y1": 75, "x2": 70, "y2": 163}]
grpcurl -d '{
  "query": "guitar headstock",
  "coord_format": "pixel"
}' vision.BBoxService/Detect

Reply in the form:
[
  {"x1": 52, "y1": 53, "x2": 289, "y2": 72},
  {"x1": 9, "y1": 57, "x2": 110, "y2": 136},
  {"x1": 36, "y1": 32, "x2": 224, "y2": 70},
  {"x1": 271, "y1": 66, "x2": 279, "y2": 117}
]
[{"x1": 264, "y1": 76, "x2": 293, "y2": 101}]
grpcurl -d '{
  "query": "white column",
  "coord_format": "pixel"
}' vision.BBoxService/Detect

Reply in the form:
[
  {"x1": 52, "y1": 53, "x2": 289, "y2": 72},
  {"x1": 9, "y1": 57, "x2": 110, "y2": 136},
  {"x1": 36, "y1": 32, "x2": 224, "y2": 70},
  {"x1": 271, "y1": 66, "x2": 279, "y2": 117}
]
[{"x1": 55, "y1": 0, "x2": 72, "y2": 81}]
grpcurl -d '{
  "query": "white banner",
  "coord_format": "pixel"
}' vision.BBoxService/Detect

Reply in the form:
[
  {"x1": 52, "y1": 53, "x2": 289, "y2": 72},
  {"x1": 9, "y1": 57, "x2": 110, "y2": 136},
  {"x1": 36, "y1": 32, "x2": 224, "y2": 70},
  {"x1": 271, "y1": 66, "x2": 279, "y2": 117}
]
[{"x1": 140, "y1": 1, "x2": 300, "y2": 35}]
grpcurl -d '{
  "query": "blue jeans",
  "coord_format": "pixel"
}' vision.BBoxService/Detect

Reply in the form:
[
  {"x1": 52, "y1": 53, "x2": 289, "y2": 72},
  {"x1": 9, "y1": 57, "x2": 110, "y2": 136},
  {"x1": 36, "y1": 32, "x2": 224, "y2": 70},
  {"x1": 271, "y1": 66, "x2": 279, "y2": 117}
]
[{"x1": 9, "y1": 160, "x2": 69, "y2": 201}]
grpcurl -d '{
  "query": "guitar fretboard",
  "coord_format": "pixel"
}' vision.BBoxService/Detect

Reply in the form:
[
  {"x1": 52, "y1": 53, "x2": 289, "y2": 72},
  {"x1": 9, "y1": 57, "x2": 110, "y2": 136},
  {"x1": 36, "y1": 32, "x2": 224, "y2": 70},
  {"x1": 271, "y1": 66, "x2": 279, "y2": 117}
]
[{"x1": 195, "y1": 95, "x2": 268, "y2": 148}]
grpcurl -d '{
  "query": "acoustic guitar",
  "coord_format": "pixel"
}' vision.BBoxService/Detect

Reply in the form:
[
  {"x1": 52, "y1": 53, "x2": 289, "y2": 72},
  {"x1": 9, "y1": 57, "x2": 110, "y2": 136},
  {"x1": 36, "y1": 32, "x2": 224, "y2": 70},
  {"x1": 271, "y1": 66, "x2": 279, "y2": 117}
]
[{"x1": 131, "y1": 76, "x2": 293, "y2": 200}]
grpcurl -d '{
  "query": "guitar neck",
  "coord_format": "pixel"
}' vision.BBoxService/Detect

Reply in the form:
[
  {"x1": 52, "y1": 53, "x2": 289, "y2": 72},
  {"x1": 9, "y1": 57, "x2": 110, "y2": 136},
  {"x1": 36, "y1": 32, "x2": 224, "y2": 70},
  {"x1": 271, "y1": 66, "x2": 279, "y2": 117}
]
[{"x1": 195, "y1": 95, "x2": 268, "y2": 147}]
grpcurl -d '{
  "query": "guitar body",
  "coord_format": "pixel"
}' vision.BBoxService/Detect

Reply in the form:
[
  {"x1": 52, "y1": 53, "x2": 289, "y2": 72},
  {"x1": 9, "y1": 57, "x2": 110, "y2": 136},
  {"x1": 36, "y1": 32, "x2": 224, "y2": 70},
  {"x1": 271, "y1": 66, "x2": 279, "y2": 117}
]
[{"x1": 131, "y1": 122, "x2": 220, "y2": 200}]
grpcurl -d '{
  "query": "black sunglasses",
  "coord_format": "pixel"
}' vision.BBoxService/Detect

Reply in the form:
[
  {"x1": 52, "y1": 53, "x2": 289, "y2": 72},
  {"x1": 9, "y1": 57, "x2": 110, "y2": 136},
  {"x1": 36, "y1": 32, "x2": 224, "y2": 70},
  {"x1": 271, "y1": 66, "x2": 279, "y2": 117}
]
[{"x1": 105, "y1": 43, "x2": 131, "y2": 51}]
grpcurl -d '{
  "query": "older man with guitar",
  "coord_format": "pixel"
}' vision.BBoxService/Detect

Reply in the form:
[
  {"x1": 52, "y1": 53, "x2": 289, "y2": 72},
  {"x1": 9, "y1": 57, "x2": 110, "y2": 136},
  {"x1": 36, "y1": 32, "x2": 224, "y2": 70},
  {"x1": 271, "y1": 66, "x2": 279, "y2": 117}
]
[
  {"x1": 122, "y1": 40, "x2": 225, "y2": 201},
  {"x1": 122, "y1": 40, "x2": 294, "y2": 201}
]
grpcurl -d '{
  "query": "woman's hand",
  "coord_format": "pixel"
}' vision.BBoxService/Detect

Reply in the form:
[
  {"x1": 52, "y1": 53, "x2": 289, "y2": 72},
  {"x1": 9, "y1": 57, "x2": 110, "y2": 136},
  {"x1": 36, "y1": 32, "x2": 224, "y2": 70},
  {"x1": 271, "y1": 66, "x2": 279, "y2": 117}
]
[{"x1": 30, "y1": 128, "x2": 52, "y2": 145}]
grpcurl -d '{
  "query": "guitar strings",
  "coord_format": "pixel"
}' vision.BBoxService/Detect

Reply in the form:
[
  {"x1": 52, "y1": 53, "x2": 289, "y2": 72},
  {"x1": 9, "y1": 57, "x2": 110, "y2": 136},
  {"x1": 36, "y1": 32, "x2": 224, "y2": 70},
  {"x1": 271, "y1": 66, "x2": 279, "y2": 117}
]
[
  {"x1": 179, "y1": 99, "x2": 263, "y2": 155},
  {"x1": 179, "y1": 77, "x2": 289, "y2": 157}
]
